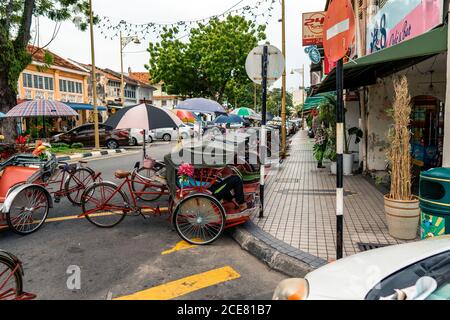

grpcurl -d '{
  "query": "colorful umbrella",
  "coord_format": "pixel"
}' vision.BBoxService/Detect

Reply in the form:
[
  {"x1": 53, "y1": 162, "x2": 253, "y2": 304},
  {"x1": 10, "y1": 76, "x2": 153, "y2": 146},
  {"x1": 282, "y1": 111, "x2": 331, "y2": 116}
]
[
  {"x1": 4, "y1": 100, "x2": 78, "y2": 118},
  {"x1": 230, "y1": 107, "x2": 256, "y2": 117},
  {"x1": 176, "y1": 98, "x2": 226, "y2": 114},
  {"x1": 173, "y1": 109, "x2": 196, "y2": 123},
  {"x1": 0, "y1": 112, "x2": 5, "y2": 118}
]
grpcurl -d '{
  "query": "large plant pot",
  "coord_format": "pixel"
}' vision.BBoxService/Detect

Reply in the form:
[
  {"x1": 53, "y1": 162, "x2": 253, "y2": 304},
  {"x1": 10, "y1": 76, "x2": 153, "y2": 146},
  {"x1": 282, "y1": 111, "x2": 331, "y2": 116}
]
[
  {"x1": 343, "y1": 153, "x2": 353, "y2": 176},
  {"x1": 384, "y1": 195, "x2": 420, "y2": 240},
  {"x1": 330, "y1": 161, "x2": 336, "y2": 175}
]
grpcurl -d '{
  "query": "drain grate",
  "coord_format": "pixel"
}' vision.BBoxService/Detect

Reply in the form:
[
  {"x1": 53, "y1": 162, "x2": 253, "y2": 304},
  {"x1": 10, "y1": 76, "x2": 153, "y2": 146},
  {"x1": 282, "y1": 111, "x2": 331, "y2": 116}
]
[{"x1": 357, "y1": 243, "x2": 389, "y2": 252}]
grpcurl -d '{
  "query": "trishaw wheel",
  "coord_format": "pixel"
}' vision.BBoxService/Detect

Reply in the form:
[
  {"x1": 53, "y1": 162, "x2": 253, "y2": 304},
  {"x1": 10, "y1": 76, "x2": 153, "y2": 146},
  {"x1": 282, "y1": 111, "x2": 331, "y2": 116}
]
[
  {"x1": 173, "y1": 194, "x2": 225, "y2": 245},
  {"x1": 81, "y1": 182, "x2": 128, "y2": 228},
  {"x1": 0, "y1": 256, "x2": 23, "y2": 300},
  {"x1": 131, "y1": 167, "x2": 164, "y2": 202},
  {"x1": 6, "y1": 186, "x2": 49, "y2": 235},
  {"x1": 65, "y1": 167, "x2": 96, "y2": 206}
]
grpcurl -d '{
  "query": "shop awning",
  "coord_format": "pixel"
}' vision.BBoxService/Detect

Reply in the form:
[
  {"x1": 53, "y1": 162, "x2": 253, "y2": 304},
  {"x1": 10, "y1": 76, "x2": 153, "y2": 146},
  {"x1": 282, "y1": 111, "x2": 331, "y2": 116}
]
[
  {"x1": 66, "y1": 102, "x2": 107, "y2": 111},
  {"x1": 315, "y1": 24, "x2": 448, "y2": 94},
  {"x1": 302, "y1": 92, "x2": 336, "y2": 111}
]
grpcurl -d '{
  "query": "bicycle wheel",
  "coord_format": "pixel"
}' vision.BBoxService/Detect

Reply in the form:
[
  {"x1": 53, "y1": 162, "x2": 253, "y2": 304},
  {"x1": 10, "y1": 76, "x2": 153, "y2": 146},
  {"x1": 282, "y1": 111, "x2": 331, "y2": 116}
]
[
  {"x1": 0, "y1": 256, "x2": 23, "y2": 300},
  {"x1": 131, "y1": 167, "x2": 164, "y2": 202},
  {"x1": 173, "y1": 194, "x2": 226, "y2": 245},
  {"x1": 81, "y1": 182, "x2": 129, "y2": 228},
  {"x1": 6, "y1": 186, "x2": 49, "y2": 235},
  {"x1": 65, "y1": 167, "x2": 96, "y2": 206}
]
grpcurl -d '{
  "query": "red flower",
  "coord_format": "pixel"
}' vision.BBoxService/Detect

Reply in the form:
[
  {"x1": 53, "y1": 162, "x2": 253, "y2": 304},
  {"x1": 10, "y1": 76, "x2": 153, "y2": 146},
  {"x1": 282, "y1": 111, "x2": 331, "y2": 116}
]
[{"x1": 178, "y1": 163, "x2": 194, "y2": 177}]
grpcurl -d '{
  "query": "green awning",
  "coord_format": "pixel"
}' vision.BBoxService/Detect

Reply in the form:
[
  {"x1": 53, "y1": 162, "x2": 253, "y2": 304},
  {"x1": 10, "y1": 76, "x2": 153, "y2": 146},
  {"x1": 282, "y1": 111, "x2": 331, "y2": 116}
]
[
  {"x1": 302, "y1": 92, "x2": 336, "y2": 111},
  {"x1": 316, "y1": 24, "x2": 448, "y2": 94}
]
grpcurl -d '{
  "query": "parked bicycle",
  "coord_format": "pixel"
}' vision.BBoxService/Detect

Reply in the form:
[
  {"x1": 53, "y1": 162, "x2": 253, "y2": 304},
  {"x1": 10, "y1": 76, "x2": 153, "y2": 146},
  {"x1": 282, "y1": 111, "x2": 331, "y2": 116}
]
[{"x1": 0, "y1": 250, "x2": 35, "y2": 300}]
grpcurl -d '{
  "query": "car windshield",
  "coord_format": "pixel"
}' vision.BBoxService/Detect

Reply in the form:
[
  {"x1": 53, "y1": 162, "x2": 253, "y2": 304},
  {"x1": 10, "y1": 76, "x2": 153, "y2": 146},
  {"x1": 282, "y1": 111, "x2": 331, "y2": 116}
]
[{"x1": 365, "y1": 250, "x2": 450, "y2": 300}]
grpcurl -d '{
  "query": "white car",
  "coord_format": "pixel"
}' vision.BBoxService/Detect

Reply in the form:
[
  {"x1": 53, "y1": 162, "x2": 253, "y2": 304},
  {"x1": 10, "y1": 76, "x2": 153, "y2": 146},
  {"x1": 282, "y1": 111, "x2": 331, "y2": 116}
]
[
  {"x1": 273, "y1": 237, "x2": 450, "y2": 300},
  {"x1": 148, "y1": 124, "x2": 193, "y2": 142},
  {"x1": 129, "y1": 128, "x2": 145, "y2": 146}
]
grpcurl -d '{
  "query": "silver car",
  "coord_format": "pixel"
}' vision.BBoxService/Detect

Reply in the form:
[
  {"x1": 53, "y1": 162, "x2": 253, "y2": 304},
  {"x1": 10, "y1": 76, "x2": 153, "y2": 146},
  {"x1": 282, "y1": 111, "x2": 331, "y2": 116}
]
[{"x1": 148, "y1": 124, "x2": 193, "y2": 142}]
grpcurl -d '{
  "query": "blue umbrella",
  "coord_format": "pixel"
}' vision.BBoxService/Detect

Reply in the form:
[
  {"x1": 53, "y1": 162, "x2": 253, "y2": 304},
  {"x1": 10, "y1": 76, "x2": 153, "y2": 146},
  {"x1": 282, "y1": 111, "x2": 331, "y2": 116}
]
[
  {"x1": 214, "y1": 114, "x2": 243, "y2": 124},
  {"x1": 0, "y1": 112, "x2": 5, "y2": 118},
  {"x1": 176, "y1": 98, "x2": 226, "y2": 114}
]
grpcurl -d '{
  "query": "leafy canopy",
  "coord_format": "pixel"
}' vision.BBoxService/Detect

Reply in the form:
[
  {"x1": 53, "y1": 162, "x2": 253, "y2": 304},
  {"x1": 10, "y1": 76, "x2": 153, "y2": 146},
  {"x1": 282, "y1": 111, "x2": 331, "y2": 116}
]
[{"x1": 147, "y1": 15, "x2": 266, "y2": 103}]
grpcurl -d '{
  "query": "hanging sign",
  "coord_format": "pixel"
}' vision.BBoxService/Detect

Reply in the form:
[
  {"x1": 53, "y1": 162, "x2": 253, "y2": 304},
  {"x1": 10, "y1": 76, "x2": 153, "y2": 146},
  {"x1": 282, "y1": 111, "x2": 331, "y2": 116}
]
[
  {"x1": 302, "y1": 11, "x2": 326, "y2": 46},
  {"x1": 305, "y1": 45, "x2": 321, "y2": 64}
]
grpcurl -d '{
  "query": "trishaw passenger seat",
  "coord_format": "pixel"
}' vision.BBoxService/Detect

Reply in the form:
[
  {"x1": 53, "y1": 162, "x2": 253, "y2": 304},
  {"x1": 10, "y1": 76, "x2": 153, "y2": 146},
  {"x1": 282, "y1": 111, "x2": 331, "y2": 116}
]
[
  {"x1": 0, "y1": 166, "x2": 39, "y2": 202},
  {"x1": 114, "y1": 170, "x2": 131, "y2": 179}
]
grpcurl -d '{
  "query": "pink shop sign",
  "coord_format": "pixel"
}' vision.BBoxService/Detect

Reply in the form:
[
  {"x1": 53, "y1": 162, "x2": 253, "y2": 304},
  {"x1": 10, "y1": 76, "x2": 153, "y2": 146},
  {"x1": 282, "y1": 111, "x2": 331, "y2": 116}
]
[{"x1": 367, "y1": 0, "x2": 444, "y2": 54}]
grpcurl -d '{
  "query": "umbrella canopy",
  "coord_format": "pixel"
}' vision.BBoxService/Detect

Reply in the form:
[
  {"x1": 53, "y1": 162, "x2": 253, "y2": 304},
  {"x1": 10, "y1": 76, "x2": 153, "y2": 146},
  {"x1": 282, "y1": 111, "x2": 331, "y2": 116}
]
[
  {"x1": 230, "y1": 107, "x2": 256, "y2": 117},
  {"x1": 104, "y1": 103, "x2": 183, "y2": 131},
  {"x1": 0, "y1": 112, "x2": 5, "y2": 118},
  {"x1": 173, "y1": 109, "x2": 196, "y2": 123},
  {"x1": 213, "y1": 114, "x2": 243, "y2": 124},
  {"x1": 5, "y1": 100, "x2": 78, "y2": 118},
  {"x1": 266, "y1": 112, "x2": 275, "y2": 121},
  {"x1": 176, "y1": 98, "x2": 226, "y2": 114}
]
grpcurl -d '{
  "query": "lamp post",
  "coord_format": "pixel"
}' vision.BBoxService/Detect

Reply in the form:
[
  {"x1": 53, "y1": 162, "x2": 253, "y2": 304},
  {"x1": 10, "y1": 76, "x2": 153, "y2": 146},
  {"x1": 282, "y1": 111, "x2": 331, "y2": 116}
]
[
  {"x1": 280, "y1": 0, "x2": 287, "y2": 156},
  {"x1": 119, "y1": 25, "x2": 140, "y2": 107},
  {"x1": 291, "y1": 66, "x2": 305, "y2": 129},
  {"x1": 88, "y1": 0, "x2": 100, "y2": 150}
]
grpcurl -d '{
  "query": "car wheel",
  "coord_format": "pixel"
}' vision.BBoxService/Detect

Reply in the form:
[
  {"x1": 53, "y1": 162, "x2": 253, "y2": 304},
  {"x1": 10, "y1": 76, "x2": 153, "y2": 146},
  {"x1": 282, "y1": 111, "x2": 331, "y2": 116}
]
[
  {"x1": 147, "y1": 136, "x2": 153, "y2": 143},
  {"x1": 181, "y1": 132, "x2": 189, "y2": 140},
  {"x1": 131, "y1": 137, "x2": 138, "y2": 146},
  {"x1": 162, "y1": 133, "x2": 171, "y2": 142},
  {"x1": 106, "y1": 139, "x2": 119, "y2": 149}
]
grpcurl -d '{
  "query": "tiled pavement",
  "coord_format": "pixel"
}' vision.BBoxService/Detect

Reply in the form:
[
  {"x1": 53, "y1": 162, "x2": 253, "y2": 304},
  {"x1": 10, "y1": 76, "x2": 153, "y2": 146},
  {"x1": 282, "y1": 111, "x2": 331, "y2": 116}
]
[{"x1": 252, "y1": 130, "x2": 408, "y2": 261}]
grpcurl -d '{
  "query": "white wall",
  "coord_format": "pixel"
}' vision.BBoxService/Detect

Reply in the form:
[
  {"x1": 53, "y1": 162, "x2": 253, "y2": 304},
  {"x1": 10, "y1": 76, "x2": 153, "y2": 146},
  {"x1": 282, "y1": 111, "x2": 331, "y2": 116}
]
[{"x1": 365, "y1": 56, "x2": 446, "y2": 171}]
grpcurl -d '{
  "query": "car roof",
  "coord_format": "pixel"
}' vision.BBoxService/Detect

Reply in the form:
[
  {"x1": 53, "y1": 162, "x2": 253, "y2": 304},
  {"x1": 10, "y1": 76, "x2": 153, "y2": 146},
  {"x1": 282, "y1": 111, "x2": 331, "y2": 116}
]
[{"x1": 305, "y1": 238, "x2": 450, "y2": 299}]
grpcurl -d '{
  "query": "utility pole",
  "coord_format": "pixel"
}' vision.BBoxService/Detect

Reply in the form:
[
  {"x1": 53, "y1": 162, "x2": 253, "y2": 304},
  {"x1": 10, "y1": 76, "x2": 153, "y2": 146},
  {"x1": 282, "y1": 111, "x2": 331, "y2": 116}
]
[
  {"x1": 280, "y1": 0, "x2": 287, "y2": 156},
  {"x1": 302, "y1": 64, "x2": 305, "y2": 129},
  {"x1": 120, "y1": 30, "x2": 125, "y2": 108},
  {"x1": 88, "y1": 0, "x2": 100, "y2": 150}
]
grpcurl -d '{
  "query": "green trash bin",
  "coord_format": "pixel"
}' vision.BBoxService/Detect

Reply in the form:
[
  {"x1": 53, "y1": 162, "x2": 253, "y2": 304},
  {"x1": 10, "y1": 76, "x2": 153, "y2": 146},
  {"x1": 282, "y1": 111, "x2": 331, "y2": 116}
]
[{"x1": 419, "y1": 168, "x2": 450, "y2": 239}]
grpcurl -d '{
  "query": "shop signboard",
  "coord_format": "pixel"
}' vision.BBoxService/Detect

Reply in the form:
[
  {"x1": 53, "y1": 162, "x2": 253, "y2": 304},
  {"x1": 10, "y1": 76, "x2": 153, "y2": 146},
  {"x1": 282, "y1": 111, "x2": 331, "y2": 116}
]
[
  {"x1": 367, "y1": 0, "x2": 444, "y2": 54},
  {"x1": 302, "y1": 11, "x2": 326, "y2": 46}
]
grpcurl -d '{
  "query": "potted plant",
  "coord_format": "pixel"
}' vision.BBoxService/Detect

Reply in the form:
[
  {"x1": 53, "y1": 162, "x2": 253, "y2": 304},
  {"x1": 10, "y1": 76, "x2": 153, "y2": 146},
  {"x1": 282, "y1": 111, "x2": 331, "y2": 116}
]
[
  {"x1": 324, "y1": 128, "x2": 337, "y2": 174},
  {"x1": 342, "y1": 127, "x2": 363, "y2": 175},
  {"x1": 384, "y1": 76, "x2": 419, "y2": 240}
]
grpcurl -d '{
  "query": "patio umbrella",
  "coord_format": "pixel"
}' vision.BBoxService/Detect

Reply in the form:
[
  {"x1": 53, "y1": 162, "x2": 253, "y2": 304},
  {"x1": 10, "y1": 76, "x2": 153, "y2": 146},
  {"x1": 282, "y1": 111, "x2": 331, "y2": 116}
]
[
  {"x1": 0, "y1": 112, "x2": 5, "y2": 118},
  {"x1": 173, "y1": 109, "x2": 196, "y2": 123},
  {"x1": 176, "y1": 98, "x2": 226, "y2": 114},
  {"x1": 4, "y1": 100, "x2": 78, "y2": 138},
  {"x1": 230, "y1": 107, "x2": 256, "y2": 117},
  {"x1": 213, "y1": 114, "x2": 243, "y2": 124},
  {"x1": 104, "y1": 103, "x2": 183, "y2": 157}
]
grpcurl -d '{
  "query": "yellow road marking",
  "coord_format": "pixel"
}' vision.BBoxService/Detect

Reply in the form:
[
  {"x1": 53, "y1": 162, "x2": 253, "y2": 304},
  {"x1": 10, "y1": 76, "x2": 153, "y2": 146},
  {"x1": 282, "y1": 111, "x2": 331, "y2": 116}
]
[
  {"x1": 161, "y1": 240, "x2": 197, "y2": 255},
  {"x1": 0, "y1": 207, "x2": 169, "y2": 229},
  {"x1": 114, "y1": 266, "x2": 240, "y2": 300}
]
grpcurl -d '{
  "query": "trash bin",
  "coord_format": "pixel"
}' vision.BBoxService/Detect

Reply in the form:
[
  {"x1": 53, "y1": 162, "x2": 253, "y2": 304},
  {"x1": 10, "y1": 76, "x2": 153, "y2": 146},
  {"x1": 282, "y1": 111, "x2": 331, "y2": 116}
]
[{"x1": 419, "y1": 168, "x2": 450, "y2": 239}]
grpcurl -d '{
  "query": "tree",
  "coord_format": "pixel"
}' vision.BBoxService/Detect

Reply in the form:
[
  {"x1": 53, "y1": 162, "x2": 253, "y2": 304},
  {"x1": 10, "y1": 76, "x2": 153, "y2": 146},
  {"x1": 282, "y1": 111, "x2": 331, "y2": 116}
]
[
  {"x1": 0, "y1": 0, "x2": 92, "y2": 141},
  {"x1": 266, "y1": 88, "x2": 293, "y2": 116},
  {"x1": 147, "y1": 15, "x2": 266, "y2": 103}
]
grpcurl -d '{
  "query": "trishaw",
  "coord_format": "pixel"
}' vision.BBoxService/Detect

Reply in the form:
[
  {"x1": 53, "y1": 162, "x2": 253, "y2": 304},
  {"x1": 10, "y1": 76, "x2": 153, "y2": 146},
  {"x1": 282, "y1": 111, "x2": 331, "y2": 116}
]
[
  {"x1": 0, "y1": 250, "x2": 35, "y2": 300},
  {"x1": 0, "y1": 152, "x2": 98, "y2": 235},
  {"x1": 80, "y1": 140, "x2": 261, "y2": 245}
]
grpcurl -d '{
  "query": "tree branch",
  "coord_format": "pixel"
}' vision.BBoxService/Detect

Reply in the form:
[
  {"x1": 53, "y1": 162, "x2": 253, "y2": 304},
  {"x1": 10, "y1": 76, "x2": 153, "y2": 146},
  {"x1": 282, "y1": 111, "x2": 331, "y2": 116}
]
[{"x1": 15, "y1": 0, "x2": 35, "y2": 48}]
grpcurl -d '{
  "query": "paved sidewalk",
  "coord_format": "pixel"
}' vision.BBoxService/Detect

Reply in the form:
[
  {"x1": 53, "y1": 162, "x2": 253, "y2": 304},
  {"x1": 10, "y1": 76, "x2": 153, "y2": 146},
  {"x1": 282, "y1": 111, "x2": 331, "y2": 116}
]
[{"x1": 252, "y1": 130, "x2": 407, "y2": 261}]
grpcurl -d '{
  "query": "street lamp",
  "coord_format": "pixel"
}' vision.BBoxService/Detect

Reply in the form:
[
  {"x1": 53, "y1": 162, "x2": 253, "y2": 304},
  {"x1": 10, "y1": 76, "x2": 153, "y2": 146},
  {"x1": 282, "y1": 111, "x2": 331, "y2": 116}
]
[
  {"x1": 280, "y1": 0, "x2": 287, "y2": 156},
  {"x1": 291, "y1": 66, "x2": 306, "y2": 129},
  {"x1": 119, "y1": 23, "x2": 141, "y2": 107},
  {"x1": 88, "y1": 0, "x2": 100, "y2": 150}
]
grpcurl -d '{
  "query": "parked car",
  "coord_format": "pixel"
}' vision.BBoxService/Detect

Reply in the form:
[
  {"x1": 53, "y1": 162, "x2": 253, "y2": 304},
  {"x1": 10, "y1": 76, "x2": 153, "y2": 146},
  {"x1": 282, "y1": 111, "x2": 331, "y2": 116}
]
[
  {"x1": 130, "y1": 128, "x2": 145, "y2": 146},
  {"x1": 51, "y1": 123, "x2": 130, "y2": 149},
  {"x1": 148, "y1": 124, "x2": 193, "y2": 142},
  {"x1": 273, "y1": 237, "x2": 450, "y2": 300}
]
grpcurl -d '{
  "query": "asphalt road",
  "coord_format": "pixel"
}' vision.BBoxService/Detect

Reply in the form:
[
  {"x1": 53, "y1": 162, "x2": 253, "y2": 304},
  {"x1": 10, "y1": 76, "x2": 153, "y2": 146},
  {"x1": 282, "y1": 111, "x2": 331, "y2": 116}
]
[{"x1": 0, "y1": 141, "x2": 286, "y2": 300}]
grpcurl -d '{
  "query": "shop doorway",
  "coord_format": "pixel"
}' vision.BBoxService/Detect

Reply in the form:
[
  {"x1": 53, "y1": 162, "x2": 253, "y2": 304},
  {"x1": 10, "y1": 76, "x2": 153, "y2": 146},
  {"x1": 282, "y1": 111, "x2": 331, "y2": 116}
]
[{"x1": 410, "y1": 95, "x2": 444, "y2": 178}]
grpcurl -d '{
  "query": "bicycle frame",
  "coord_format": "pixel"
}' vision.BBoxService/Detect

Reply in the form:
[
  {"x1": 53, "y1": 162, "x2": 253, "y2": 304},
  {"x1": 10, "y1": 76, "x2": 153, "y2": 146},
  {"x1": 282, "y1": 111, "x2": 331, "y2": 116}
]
[{"x1": 0, "y1": 253, "x2": 35, "y2": 300}]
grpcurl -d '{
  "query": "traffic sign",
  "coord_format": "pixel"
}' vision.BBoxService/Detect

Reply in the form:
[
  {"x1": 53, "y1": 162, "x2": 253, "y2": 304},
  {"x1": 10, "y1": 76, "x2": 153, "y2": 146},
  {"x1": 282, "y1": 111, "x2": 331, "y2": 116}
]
[
  {"x1": 323, "y1": 0, "x2": 355, "y2": 62},
  {"x1": 245, "y1": 45, "x2": 285, "y2": 85}
]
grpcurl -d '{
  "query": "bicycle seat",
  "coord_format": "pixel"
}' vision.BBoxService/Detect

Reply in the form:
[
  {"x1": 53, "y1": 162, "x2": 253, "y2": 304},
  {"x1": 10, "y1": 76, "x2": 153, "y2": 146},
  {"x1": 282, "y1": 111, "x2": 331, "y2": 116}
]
[{"x1": 115, "y1": 170, "x2": 131, "y2": 179}]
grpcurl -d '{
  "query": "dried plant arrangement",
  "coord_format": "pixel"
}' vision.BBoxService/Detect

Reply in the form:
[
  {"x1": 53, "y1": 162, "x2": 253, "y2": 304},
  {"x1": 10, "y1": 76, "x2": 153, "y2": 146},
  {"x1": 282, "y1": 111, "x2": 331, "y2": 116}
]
[{"x1": 386, "y1": 76, "x2": 413, "y2": 201}]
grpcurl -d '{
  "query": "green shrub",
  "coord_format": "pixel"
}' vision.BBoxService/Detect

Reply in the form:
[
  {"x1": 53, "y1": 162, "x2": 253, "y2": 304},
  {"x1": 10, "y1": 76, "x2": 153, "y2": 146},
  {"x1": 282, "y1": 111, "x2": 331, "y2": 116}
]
[
  {"x1": 51, "y1": 143, "x2": 70, "y2": 149},
  {"x1": 71, "y1": 142, "x2": 84, "y2": 149}
]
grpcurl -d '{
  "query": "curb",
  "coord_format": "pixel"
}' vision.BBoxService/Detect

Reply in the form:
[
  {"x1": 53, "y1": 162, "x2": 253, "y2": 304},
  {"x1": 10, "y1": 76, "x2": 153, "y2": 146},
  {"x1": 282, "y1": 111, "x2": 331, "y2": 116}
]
[
  {"x1": 229, "y1": 221, "x2": 328, "y2": 278},
  {"x1": 56, "y1": 148, "x2": 127, "y2": 162}
]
